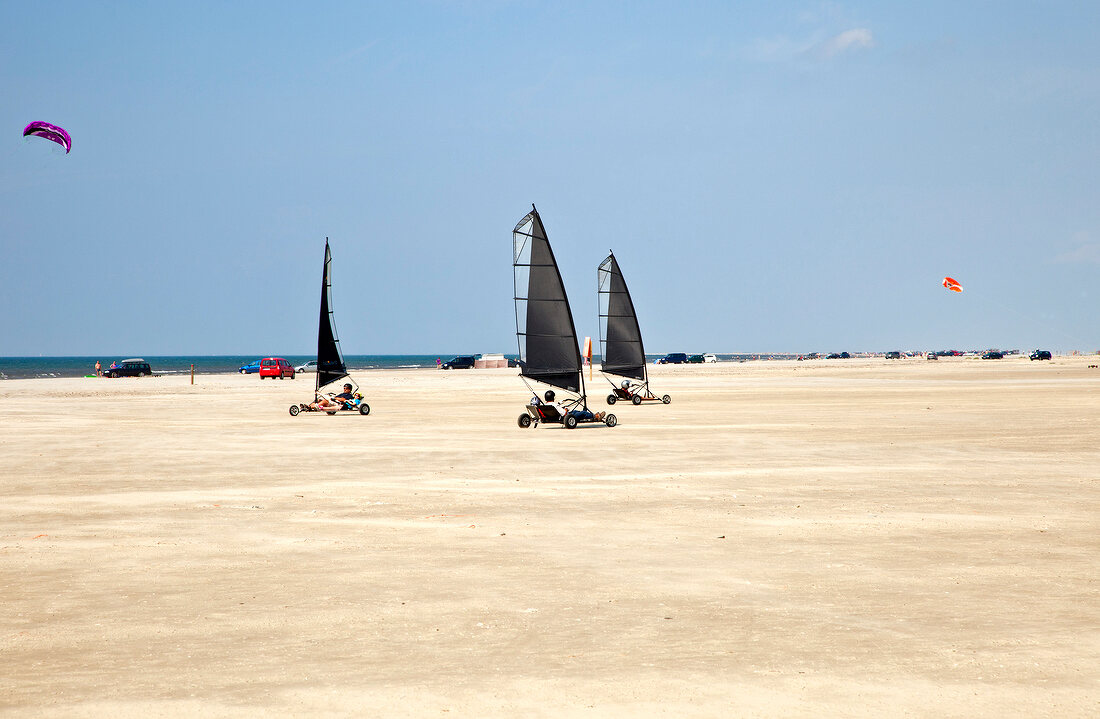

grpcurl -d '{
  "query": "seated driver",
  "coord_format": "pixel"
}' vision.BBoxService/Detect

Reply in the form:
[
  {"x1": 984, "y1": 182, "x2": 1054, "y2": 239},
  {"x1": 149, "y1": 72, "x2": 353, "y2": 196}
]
[{"x1": 309, "y1": 383, "x2": 356, "y2": 410}]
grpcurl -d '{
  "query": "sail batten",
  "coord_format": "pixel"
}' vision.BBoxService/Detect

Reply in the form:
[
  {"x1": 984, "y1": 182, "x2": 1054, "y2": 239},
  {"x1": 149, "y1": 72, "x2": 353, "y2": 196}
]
[
  {"x1": 316, "y1": 239, "x2": 349, "y2": 391},
  {"x1": 598, "y1": 252, "x2": 647, "y2": 381},
  {"x1": 512, "y1": 207, "x2": 582, "y2": 394}
]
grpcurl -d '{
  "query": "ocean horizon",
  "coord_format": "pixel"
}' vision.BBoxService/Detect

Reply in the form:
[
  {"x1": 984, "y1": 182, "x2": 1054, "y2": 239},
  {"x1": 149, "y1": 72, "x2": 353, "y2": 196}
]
[{"x1": 0, "y1": 353, "x2": 804, "y2": 380}]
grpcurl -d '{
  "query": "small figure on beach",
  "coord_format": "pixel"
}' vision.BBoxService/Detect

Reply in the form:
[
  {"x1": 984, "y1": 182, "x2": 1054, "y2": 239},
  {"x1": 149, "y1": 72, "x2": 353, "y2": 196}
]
[
  {"x1": 110, "y1": 360, "x2": 118, "y2": 370},
  {"x1": 95, "y1": 360, "x2": 101, "y2": 376},
  {"x1": 436, "y1": 357, "x2": 441, "y2": 367}
]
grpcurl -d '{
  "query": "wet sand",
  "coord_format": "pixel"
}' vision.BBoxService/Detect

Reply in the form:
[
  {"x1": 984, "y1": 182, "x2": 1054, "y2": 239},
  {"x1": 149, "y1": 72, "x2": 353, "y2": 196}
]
[{"x1": 2, "y1": 357, "x2": 1098, "y2": 717}]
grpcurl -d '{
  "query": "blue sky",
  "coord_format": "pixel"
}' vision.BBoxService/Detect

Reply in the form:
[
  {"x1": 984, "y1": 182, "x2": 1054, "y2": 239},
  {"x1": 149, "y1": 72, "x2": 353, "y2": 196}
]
[{"x1": 2, "y1": 1, "x2": 1097, "y2": 355}]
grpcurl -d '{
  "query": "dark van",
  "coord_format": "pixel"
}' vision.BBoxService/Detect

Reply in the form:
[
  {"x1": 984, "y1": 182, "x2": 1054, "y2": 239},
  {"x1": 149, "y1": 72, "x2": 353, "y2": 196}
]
[
  {"x1": 106, "y1": 359, "x2": 152, "y2": 378},
  {"x1": 441, "y1": 355, "x2": 476, "y2": 370},
  {"x1": 658, "y1": 353, "x2": 688, "y2": 364}
]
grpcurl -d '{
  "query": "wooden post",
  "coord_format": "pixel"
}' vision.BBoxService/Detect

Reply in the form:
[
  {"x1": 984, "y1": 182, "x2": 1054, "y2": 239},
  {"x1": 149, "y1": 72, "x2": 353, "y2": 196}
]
[{"x1": 190, "y1": 364, "x2": 194, "y2": 385}]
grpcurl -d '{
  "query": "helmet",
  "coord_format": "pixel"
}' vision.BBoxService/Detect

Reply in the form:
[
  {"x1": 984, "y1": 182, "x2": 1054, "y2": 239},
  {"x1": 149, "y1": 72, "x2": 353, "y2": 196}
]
[
  {"x1": 621, "y1": 380, "x2": 630, "y2": 389},
  {"x1": 544, "y1": 390, "x2": 556, "y2": 402}
]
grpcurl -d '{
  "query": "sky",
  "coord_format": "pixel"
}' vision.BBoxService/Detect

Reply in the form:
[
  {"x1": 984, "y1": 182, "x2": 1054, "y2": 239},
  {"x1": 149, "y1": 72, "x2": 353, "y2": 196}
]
[{"x1": 1, "y1": 1, "x2": 1098, "y2": 356}]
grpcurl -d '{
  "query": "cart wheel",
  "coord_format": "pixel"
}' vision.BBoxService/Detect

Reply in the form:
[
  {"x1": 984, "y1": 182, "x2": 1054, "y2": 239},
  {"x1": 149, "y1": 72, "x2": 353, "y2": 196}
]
[
  {"x1": 359, "y1": 403, "x2": 370, "y2": 416},
  {"x1": 631, "y1": 394, "x2": 643, "y2": 405},
  {"x1": 662, "y1": 395, "x2": 671, "y2": 404},
  {"x1": 326, "y1": 410, "x2": 337, "y2": 416},
  {"x1": 289, "y1": 404, "x2": 300, "y2": 416},
  {"x1": 518, "y1": 413, "x2": 532, "y2": 428},
  {"x1": 606, "y1": 394, "x2": 617, "y2": 405},
  {"x1": 605, "y1": 413, "x2": 617, "y2": 427},
  {"x1": 564, "y1": 415, "x2": 578, "y2": 429}
]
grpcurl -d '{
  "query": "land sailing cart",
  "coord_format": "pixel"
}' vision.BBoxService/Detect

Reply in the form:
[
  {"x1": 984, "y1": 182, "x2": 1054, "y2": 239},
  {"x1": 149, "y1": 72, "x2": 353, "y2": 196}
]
[
  {"x1": 288, "y1": 239, "x2": 370, "y2": 417},
  {"x1": 597, "y1": 251, "x2": 671, "y2": 406},
  {"x1": 513, "y1": 206, "x2": 616, "y2": 429}
]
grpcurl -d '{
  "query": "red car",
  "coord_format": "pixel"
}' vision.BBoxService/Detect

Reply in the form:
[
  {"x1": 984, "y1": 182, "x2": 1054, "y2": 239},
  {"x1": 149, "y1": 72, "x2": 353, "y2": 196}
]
[{"x1": 259, "y1": 357, "x2": 295, "y2": 379}]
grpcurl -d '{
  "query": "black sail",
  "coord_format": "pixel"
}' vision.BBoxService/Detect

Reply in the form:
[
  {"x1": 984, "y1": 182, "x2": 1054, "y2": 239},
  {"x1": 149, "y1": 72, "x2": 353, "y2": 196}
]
[
  {"x1": 598, "y1": 252, "x2": 647, "y2": 381},
  {"x1": 513, "y1": 207, "x2": 582, "y2": 394},
  {"x1": 316, "y1": 239, "x2": 349, "y2": 391}
]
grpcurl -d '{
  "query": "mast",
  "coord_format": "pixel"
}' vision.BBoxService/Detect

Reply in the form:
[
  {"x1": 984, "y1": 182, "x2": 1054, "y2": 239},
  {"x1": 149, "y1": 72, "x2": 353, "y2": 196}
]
[
  {"x1": 598, "y1": 250, "x2": 648, "y2": 384},
  {"x1": 316, "y1": 238, "x2": 349, "y2": 392},
  {"x1": 512, "y1": 205, "x2": 584, "y2": 395}
]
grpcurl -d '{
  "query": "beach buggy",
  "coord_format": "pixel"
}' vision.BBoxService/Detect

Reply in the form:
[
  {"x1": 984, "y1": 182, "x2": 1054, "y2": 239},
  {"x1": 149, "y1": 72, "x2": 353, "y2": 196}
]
[
  {"x1": 288, "y1": 239, "x2": 371, "y2": 418},
  {"x1": 597, "y1": 251, "x2": 671, "y2": 406},
  {"x1": 512, "y1": 206, "x2": 616, "y2": 430}
]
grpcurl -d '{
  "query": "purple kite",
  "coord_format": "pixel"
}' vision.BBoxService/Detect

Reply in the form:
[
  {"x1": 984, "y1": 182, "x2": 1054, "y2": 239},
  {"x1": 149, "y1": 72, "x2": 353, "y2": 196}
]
[{"x1": 22, "y1": 121, "x2": 71, "y2": 153}]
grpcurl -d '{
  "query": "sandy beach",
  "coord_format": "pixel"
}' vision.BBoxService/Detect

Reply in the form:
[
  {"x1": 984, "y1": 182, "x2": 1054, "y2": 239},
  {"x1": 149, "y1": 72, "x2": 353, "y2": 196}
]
[{"x1": 2, "y1": 358, "x2": 1097, "y2": 717}]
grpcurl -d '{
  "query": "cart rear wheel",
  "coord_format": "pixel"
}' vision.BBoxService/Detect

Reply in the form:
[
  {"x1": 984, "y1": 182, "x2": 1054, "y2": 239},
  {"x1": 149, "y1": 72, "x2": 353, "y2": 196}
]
[
  {"x1": 359, "y1": 403, "x2": 370, "y2": 416},
  {"x1": 606, "y1": 394, "x2": 617, "y2": 405},
  {"x1": 564, "y1": 415, "x2": 578, "y2": 429},
  {"x1": 289, "y1": 404, "x2": 300, "y2": 416},
  {"x1": 518, "y1": 413, "x2": 532, "y2": 428},
  {"x1": 605, "y1": 413, "x2": 617, "y2": 427},
  {"x1": 631, "y1": 394, "x2": 643, "y2": 405},
  {"x1": 662, "y1": 395, "x2": 671, "y2": 404}
]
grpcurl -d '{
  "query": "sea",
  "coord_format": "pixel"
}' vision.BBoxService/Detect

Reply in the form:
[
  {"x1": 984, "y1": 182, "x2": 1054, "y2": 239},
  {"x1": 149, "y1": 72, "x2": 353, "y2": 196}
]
[
  {"x1": 0, "y1": 355, "x2": 484, "y2": 380},
  {"x1": 0, "y1": 353, "x2": 786, "y2": 380}
]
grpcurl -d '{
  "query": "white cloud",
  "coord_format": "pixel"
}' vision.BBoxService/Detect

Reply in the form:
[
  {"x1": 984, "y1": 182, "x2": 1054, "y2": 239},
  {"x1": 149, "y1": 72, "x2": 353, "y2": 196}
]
[
  {"x1": 819, "y1": 28, "x2": 874, "y2": 57},
  {"x1": 1053, "y1": 242, "x2": 1100, "y2": 265},
  {"x1": 744, "y1": 27, "x2": 874, "y2": 64}
]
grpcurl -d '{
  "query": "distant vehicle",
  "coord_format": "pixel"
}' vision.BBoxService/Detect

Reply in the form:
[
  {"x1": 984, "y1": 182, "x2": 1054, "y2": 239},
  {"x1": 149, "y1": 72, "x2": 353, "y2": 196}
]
[
  {"x1": 804, "y1": 353, "x2": 820, "y2": 360},
  {"x1": 238, "y1": 359, "x2": 261, "y2": 374},
  {"x1": 295, "y1": 360, "x2": 318, "y2": 373},
  {"x1": 105, "y1": 358, "x2": 151, "y2": 378},
  {"x1": 826, "y1": 352, "x2": 851, "y2": 359},
  {"x1": 702, "y1": 353, "x2": 717, "y2": 363},
  {"x1": 657, "y1": 353, "x2": 688, "y2": 364},
  {"x1": 981, "y1": 350, "x2": 1004, "y2": 360},
  {"x1": 1029, "y1": 350, "x2": 1052, "y2": 361},
  {"x1": 441, "y1": 355, "x2": 476, "y2": 370},
  {"x1": 885, "y1": 351, "x2": 902, "y2": 360},
  {"x1": 259, "y1": 357, "x2": 295, "y2": 379},
  {"x1": 686, "y1": 354, "x2": 706, "y2": 364},
  {"x1": 926, "y1": 352, "x2": 938, "y2": 361}
]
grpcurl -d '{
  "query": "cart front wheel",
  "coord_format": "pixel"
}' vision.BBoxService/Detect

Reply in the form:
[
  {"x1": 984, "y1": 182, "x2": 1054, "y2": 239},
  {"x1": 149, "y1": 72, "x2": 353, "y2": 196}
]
[
  {"x1": 564, "y1": 415, "x2": 578, "y2": 429},
  {"x1": 631, "y1": 394, "x2": 643, "y2": 405},
  {"x1": 606, "y1": 394, "x2": 617, "y2": 405},
  {"x1": 662, "y1": 395, "x2": 671, "y2": 404},
  {"x1": 605, "y1": 413, "x2": 617, "y2": 427},
  {"x1": 359, "y1": 403, "x2": 370, "y2": 416},
  {"x1": 289, "y1": 404, "x2": 300, "y2": 416},
  {"x1": 518, "y1": 413, "x2": 532, "y2": 428}
]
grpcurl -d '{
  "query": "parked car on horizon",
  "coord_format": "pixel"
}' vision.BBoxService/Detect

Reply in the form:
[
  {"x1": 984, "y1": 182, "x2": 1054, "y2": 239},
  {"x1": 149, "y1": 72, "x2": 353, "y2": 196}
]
[
  {"x1": 259, "y1": 357, "x2": 295, "y2": 379},
  {"x1": 105, "y1": 358, "x2": 152, "y2": 378},
  {"x1": 703, "y1": 353, "x2": 717, "y2": 363},
  {"x1": 981, "y1": 350, "x2": 1004, "y2": 360},
  {"x1": 926, "y1": 352, "x2": 938, "y2": 360},
  {"x1": 885, "y1": 351, "x2": 902, "y2": 360},
  {"x1": 1029, "y1": 350, "x2": 1052, "y2": 361},
  {"x1": 295, "y1": 360, "x2": 318, "y2": 373},
  {"x1": 441, "y1": 355, "x2": 476, "y2": 370},
  {"x1": 239, "y1": 359, "x2": 261, "y2": 374},
  {"x1": 686, "y1": 354, "x2": 706, "y2": 364},
  {"x1": 826, "y1": 352, "x2": 851, "y2": 359},
  {"x1": 657, "y1": 353, "x2": 688, "y2": 364}
]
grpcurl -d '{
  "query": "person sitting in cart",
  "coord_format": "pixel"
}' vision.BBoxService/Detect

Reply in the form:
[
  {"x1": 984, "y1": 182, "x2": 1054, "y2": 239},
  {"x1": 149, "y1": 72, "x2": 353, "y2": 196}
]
[
  {"x1": 536, "y1": 390, "x2": 603, "y2": 423},
  {"x1": 309, "y1": 383, "x2": 357, "y2": 411}
]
